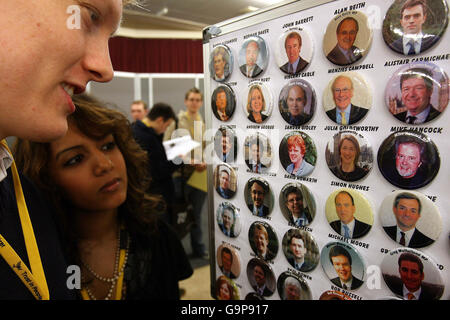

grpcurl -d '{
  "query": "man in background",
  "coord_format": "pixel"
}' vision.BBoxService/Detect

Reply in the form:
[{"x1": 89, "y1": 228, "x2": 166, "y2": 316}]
[{"x1": 130, "y1": 100, "x2": 149, "y2": 128}]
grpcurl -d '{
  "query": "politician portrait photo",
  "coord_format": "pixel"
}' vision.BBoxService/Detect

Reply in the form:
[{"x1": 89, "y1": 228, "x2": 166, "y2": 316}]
[
  {"x1": 248, "y1": 221, "x2": 279, "y2": 262},
  {"x1": 217, "y1": 244, "x2": 241, "y2": 280},
  {"x1": 211, "y1": 85, "x2": 236, "y2": 122},
  {"x1": 379, "y1": 190, "x2": 442, "y2": 248},
  {"x1": 279, "y1": 182, "x2": 316, "y2": 227},
  {"x1": 244, "y1": 132, "x2": 272, "y2": 173},
  {"x1": 246, "y1": 258, "x2": 276, "y2": 297},
  {"x1": 323, "y1": 11, "x2": 373, "y2": 66},
  {"x1": 278, "y1": 80, "x2": 316, "y2": 126},
  {"x1": 282, "y1": 229, "x2": 319, "y2": 273},
  {"x1": 244, "y1": 177, "x2": 274, "y2": 218},
  {"x1": 275, "y1": 28, "x2": 313, "y2": 75},
  {"x1": 238, "y1": 36, "x2": 269, "y2": 78},
  {"x1": 277, "y1": 271, "x2": 312, "y2": 300},
  {"x1": 214, "y1": 164, "x2": 237, "y2": 199},
  {"x1": 377, "y1": 130, "x2": 440, "y2": 189},
  {"x1": 209, "y1": 44, "x2": 233, "y2": 82},
  {"x1": 279, "y1": 131, "x2": 317, "y2": 177},
  {"x1": 323, "y1": 72, "x2": 372, "y2": 125},
  {"x1": 214, "y1": 126, "x2": 237, "y2": 164},
  {"x1": 385, "y1": 62, "x2": 449, "y2": 125},
  {"x1": 216, "y1": 202, "x2": 241, "y2": 238},
  {"x1": 382, "y1": 0, "x2": 449, "y2": 56}
]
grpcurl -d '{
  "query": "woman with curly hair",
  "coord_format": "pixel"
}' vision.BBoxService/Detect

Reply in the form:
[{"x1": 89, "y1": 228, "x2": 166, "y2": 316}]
[{"x1": 13, "y1": 94, "x2": 192, "y2": 300}]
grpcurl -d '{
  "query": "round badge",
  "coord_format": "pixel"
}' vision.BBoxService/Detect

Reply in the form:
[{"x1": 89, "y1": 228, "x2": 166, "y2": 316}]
[
  {"x1": 248, "y1": 221, "x2": 279, "y2": 261},
  {"x1": 381, "y1": 247, "x2": 444, "y2": 300},
  {"x1": 325, "y1": 130, "x2": 373, "y2": 182},
  {"x1": 279, "y1": 131, "x2": 317, "y2": 177},
  {"x1": 244, "y1": 177, "x2": 274, "y2": 218},
  {"x1": 246, "y1": 258, "x2": 276, "y2": 297},
  {"x1": 214, "y1": 126, "x2": 237, "y2": 164},
  {"x1": 242, "y1": 82, "x2": 273, "y2": 124},
  {"x1": 379, "y1": 190, "x2": 442, "y2": 248},
  {"x1": 216, "y1": 244, "x2": 241, "y2": 280},
  {"x1": 282, "y1": 229, "x2": 319, "y2": 273},
  {"x1": 325, "y1": 188, "x2": 373, "y2": 239},
  {"x1": 216, "y1": 202, "x2": 241, "y2": 238},
  {"x1": 209, "y1": 44, "x2": 233, "y2": 82},
  {"x1": 279, "y1": 182, "x2": 316, "y2": 227},
  {"x1": 323, "y1": 11, "x2": 373, "y2": 66},
  {"x1": 211, "y1": 84, "x2": 236, "y2": 122},
  {"x1": 277, "y1": 271, "x2": 312, "y2": 300},
  {"x1": 214, "y1": 163, "x2": 237, "y2": 199},
  {"x1": 377, "y1": 130, "x2": 440, "y2": 189},
  {"x1": 215, "y1": 275, "x2": 240, "y2": 300},
  {"x1": 244, "y1": 132, "x2": 272, "y2": 173},
  {"x1": 238, "y1": 36, "x2": 269, "y2": 78},
  {"x1": 278, "y1": 79, "x2": 316, "y2": 126},
  {"x1": 382, "y1": 0, "x2": 449, "y2": 56},
  {"x1": 323, "y1": 72, "x2": 372, "y2": 125},
  {"x1": 320, "y1": 241, "x2": 366, "y2": 290},
  {"x1": 319, "y1": 290, "x2": 352, "y2": 300},
  {"x1": 275, "y1": 28, "x2": 313, "y2": 75},
  {"x1": 385, "y1": 62, "x2": 449, "y2": 125}
]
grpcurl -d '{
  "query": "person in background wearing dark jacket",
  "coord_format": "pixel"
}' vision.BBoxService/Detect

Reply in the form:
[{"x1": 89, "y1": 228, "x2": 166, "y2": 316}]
[{"x1": 132, "y1": 103, "x2": 180, "y2": 224}]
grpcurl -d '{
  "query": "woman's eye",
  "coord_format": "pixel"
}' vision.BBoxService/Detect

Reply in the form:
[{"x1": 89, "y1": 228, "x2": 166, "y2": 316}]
[
  {"x1": 64, "y1": 154, "x2": 84, "y2": 167},
  {"x1": 102, "y1": 141, "x2": 116, "y2": 151}
]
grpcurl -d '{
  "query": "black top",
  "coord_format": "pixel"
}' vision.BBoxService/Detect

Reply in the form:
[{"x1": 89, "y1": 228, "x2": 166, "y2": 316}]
[
  {"x1": 331, "y1": 165, "x2": 367, "y2": 182},
  {"x1": 124, "y1": 219, "x2": 193, "y2": 300},
  {"x1": 0, "y1": 169, "x2": 76, "y2": 300}
]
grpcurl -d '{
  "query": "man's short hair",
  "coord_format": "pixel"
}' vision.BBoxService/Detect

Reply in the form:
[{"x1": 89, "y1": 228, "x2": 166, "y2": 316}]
[
  {"x1": 401, "y1": 0, "x2": 427, "y2": 17},
  {"x1": 398, "y1": 252, "x2": 424, "y2": 274},
  {"x1": 335, "y1": 191, "x2": 355, "y2": 205},
  {"x1": 287, "y1": 85, "x2": 308, "y2": 104},
  {"x1": 185, "y1": 87, "x2": 203, "y2": 100},
  {"x1": 248, "y1": 179, "x2": 268, "y2": 193},
  {"x1": 221, "y1": 247, "x2": 233, "y2": 262},
  {"x1": 132, "y1": 100, "x2": 148, "y2": 110},
  {"x1": 394, "y1": 192, "x2": 422, "y2": 214},
  {"x1": 329, "y1": 245, "x2": 352, "y2": 265},
  {"x1": 147, "y1": 103, "x2": 176, "y2": 121},
  {"x1": 336, "y1": 17, "x2": 359, "y2": 34},
  {"x1": 394, "y1": 136, "x2": 426, "y2": 162},
  {"x1": 400, "y1": 68, "x2": 433, "y2": 91},
  {"x1": 284, "y1": 186, "x2": 303, "y2": 202},
  {"x1": 285, "y1": 32, "x2": 302, "y2": 48}
]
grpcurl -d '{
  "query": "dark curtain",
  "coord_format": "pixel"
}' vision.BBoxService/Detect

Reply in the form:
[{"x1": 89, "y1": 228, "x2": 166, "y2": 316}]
[{"x1": 109, "y1": 37, "x2": 203, "y2": 73}]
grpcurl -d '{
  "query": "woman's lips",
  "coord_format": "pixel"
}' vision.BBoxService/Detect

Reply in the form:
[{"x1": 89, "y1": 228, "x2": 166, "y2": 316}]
[{"x1": 100, "y1": 178, "x2": 120, "y2": 193}]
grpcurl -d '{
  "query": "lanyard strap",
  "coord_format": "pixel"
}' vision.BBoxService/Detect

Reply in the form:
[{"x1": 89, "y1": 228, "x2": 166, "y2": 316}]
[{"x1": 0, "y1": 140, "x2": 49, "y2": 300}]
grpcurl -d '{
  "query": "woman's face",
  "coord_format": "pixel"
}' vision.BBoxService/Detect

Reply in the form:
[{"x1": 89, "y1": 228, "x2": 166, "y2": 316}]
[
  {"x1": 340, "y1": 139, "x2": 357, "y2": 166},
  {"x1": 219, "y1": 282, "x2": 231, "y2": 300},
  {"x1": 49, "y1": 123, "x2": 128, "y2": 213},
  {"x1": 0, "y1": 0, "x2": 122, "y2": 141},
  {"x1": 289, "y1": 145, "x2": 303, "y2": 165},
  {"x1": 250, "y1": 89, "x2": 263, "y2": 113}
]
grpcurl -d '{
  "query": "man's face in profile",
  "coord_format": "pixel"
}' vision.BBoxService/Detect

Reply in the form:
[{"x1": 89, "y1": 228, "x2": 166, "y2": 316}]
[
  {"x1": 332, "y1": 76, "x2": 354, "y2": 111},
  {"x1": 395, "y1": 142, "x2": 422, "y2": 178},
  {"x1": 250, "y1": 183, "x2": 265, "y2": 208},
  {"x1": 290, "y1": 237, "x2": 307, "y2": 260},
  {"x1": 401, "y1": 77, "x2": 432, "y2": 115},
  {"x1": 401, "y1": 5, "x2": 427, "y2": 35},
  {"x1": 285, "y1": 36, "x2": 301, "y2": 64},
  {"x1": 393, "y1": 198, "x2": 421, "y2": 231},
  {"x1": 245, "y1": 41, "x2": 259, "y2": 67},
  {"x1": 331, "y1": 254, "x2": 352, "y2": 283},
  {"x1": 336, "y1": 19, "x2": 358, "y2": 51},
  {"x1": 287, "y1": 86, "x2": 306, "y2": 117},
  {"x1": 216, "y1": 91, "x2": 227, "y2": 113},
  {"x1": 214, "y1": 54, "x2": 225, "y2": 78},
  {"x1": 399, "y1": 260, "x2": 424, "y2": 292}
]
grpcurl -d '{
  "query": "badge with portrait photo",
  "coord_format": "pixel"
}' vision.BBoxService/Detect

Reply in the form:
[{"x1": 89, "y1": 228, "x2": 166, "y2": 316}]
[
  {"x1": 211, "y1": 84, "x2": 236, "y2": 122},
  {"x1": 248, "y1": 221, "x2": 278, "y2": 262},
  {"x1": 323, "y1": 72, "x2": 372, "y2": 125},
  {"x1": 279, "y1": 131, "x2": 317, "y2": 177},
  {"x1": 277, "y1": 271, "x2": 312, "y2": 300},
  {"x1": 325, "y1": 130, "x2": 373, "y2": 182},
  {"x1": 238, "y1": 36, "x2": 269, "y2": 78},
  {"x1": 279, "y1": 182, "x2": 316, "y2": 227},
  {"x1": 275, "y1": 28, "x2": 313, "y2": 75},
  {"x1": 244, "y1": 132, "x2": 272, "y2": 173},
  {"x1": 381, "y1": 247, "x2": 444, "y2": 300},
  {"x1": 323, "y1": 11, "x2": 373, "y2": 66},
  {"x1": 379, "y1": 190, "x2": 442, "y2": 248},
  {"x1": 382, "y1": 0, "x2": 449, "y2": 56},
  {"x1": 214, "y1": 126, "x2": 237, "y2": 164},
  {"x1": 385, "y1": 62, "x2": 449, "y2": 125},
  {"x1": 216, "y1": 202, "x2": 241, "y2": 238},
  {"x1": 214, "y1": 163, "x2": 237, "y2": 199},
  {"x1": 209, "y1": 44, "x2": 234, "y2": 82},
  {"x1": 215, "y1": 275, "x2": 240, "y2": 300},
  {"x1": 216, "y1": 244, "x2": 241, "y2": 280},
  {"x1": 244, "y1": 177, "x2": 274, "y2": 218},
  {"x1": 377, "y1": 130, "x2": 440, "y2": 189},
  {"x1": 246, "y1": 258, "x2": 276, "y2": 298},
  {"x1": 282, "y1": 229, "x2": 319, "y2": 273},
  {"x1": 325, "y1": 188, "x2": 373, "y2": 239},
  {"x1": 242, "y1": 82, "x2": 273, "y2": 124},
  {"x1": 320, "y1": 241, "x2": 366, "y2": 291},
  {"x1": 278, "y1": 79, "x2": 316, "y2": 126}
]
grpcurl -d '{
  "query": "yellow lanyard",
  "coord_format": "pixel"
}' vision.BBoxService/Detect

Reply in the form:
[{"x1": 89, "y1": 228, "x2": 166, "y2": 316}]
[
  {"x1": 80, "y1": 247, "x2": 126, "y2": 300},
  {"x1": 0, "y1": 140, "x2": 49, "y2": 300}
]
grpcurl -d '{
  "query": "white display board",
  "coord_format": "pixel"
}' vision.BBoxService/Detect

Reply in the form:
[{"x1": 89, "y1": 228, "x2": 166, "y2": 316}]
[{"x1": 203, "y1": 0, "x2": 449, "y2": 300}]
